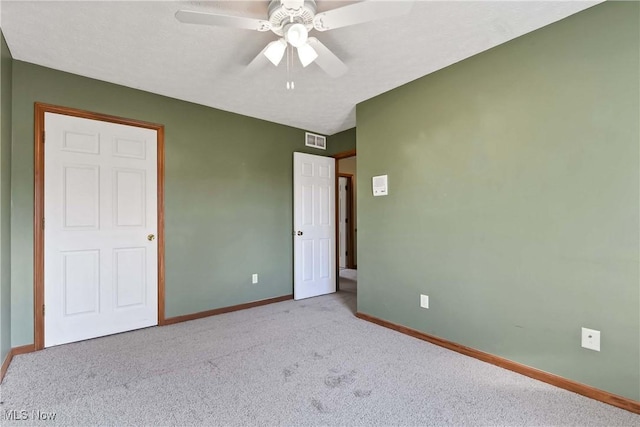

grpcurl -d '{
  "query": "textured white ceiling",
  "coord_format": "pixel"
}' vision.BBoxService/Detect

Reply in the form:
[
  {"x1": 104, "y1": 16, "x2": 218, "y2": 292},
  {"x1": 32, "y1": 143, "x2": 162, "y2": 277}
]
[{"x1": 1, "y1": 0, "x2": 601, "y2": 135}]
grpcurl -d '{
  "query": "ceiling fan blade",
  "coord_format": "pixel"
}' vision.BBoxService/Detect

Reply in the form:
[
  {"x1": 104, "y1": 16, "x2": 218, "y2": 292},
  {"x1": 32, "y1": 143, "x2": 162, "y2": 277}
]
[
  {"x1": 307, "y1": 38, "x2": 348, "y2": 78},
  {"x1": 313, "y1": 1, "x2": 414, "y2": 32},
  {"x1": 297, "y1": 43, "x2": 318, "y2": 67},
  {"x1": 175, "y1": 10, "x2": 271, "y2": 32},
  {"x1": 246, "y1": 43, "x2": 274, "y2": 73}
]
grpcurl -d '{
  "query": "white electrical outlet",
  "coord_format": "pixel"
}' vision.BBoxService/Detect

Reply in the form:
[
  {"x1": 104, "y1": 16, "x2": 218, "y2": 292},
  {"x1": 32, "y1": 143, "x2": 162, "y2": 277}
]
[
  {"x1": 252, "y1": 274, "x2": 258, "y2": 284},
  {"x1": 581, "y1": 327, "x2": 600, "y2": 351},
  {"x1": 420, "y1": 294, "x2": 429, "y2": 309}
]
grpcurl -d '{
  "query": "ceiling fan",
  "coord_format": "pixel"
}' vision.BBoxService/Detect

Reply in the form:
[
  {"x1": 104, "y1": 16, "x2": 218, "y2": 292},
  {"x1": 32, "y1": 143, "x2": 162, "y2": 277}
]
[{"x1": 175, "y1": 0, "x2": 414, "y2": 78}]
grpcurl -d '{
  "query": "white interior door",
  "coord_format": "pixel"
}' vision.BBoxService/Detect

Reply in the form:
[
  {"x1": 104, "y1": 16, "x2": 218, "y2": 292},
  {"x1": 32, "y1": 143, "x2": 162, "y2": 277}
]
[
  {"x1": 338, "y1": 176, "x2": 347, "y2": 269},
  {"x1": 44, "y1": 112, "x2": 158, "y2": 347},
  {"x1": 293, "y1": 152, "x2": 336, "y2": 300}
]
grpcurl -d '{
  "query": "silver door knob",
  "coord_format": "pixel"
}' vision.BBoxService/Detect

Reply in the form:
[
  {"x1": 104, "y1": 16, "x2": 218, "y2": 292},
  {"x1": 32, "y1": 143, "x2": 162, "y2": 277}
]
[{"x1": 297, "y1": 231, "x2": 303, "y2": 236}]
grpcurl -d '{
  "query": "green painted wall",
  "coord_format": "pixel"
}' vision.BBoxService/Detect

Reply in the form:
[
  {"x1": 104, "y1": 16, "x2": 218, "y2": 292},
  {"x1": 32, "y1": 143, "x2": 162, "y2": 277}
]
[
  {"x1": 329, "y1": 127, "x2": 356, "y2": 155},
  {"x1": 356, "y1": 2, "x2": 639, "y2": 400},
  {"x1": 10, "y1": 61, "x2": 354, "y2": 346},
  {"x1": 1, "y1": 31, "x2": 13, "y2": 363}
]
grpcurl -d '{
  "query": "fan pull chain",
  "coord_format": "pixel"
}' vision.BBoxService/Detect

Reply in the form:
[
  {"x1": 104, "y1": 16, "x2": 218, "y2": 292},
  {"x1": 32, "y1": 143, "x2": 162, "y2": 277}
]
[
  {"x1": 286, "y1": 13, "x2": 294, "y2": 88},
  {"x1": 286, "y1": 44, "x2": 295, "y2": 90}
]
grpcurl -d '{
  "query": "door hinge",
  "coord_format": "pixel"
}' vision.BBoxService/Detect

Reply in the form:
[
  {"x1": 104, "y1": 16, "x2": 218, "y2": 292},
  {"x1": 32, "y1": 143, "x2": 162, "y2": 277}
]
[
  {"x1": 42, "y1": 218, "x2": 45, "y2": 230},
  {"x1": 42, "y1": 304, "x2": 45, "y2": 316},
  {"x1": 42, "y1": 130, "x2": 46, "y2": 143},
  {"x1": 345, "y1": 218, "x2": 348, "y2": 223}
]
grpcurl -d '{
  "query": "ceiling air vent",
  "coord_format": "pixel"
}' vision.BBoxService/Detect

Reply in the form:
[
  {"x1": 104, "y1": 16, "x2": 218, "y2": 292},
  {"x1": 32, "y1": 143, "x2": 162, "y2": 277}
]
[{"x1": 305, "y1": 132, "x2": 326, "y2": 150}]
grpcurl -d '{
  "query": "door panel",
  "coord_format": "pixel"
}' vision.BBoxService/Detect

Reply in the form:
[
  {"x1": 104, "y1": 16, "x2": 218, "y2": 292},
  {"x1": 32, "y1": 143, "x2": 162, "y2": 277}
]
[
  {"x1": 62, "y1": 250, "x2": 100, "y2": 316},
  {"x1": 114, "y1": 136, "x2": 146, "y2": 159},
  {"x1": 63, "y1": 165, "x2": 100, "y2": 229},
  {"x1": 319, "y1": 238, "x2": 331, "y2": 278},
  {"x1": 319, "y1": 185, "x2": 331, "y2": 225},
  {"x1": 114, "y1": 247, "x2": 146, "y2": 308},
  {"x1": 293, "y1": 152, "x2": 335, "y2": 300},
  {"x1": 302, "y1": 184, "x2": 313, "y2": 225},
  {"x1": 62, "y1": 130, "x2": 99, "y2": 153},
  {"x1": 114, "y1": 169, "x2": 146, "y2": 227},
  {"x1": 44, "y1": 112, "x2": 158, "y2": 347}
]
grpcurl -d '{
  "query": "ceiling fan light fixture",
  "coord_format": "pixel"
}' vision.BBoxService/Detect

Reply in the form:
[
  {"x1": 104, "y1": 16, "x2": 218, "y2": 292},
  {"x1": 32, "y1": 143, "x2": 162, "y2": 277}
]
[
  {"x1": 297, "y1": 42, "x2": 318, "y2": 67},
  {"x1": 264, "y1": 39, "x2": 287, "y2": 66},
  {"x1": 285, "y1": 23, "x2": 308, "y2": 48}
]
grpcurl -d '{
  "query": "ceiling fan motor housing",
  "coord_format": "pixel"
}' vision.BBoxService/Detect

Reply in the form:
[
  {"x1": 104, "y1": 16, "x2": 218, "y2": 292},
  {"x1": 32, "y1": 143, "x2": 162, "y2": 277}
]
[{"x1": 268, "y1": 0, "x2": 317, "y2": 35}]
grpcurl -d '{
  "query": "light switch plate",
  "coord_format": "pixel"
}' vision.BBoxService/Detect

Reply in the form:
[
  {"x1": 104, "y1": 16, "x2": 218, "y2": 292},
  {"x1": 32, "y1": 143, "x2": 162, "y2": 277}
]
[
  {"x1": 420, "y1": 294, "x2": 429, "y2": 309},
  {"x1": 581, "y1": 327, "x2": 600, "y2": 351}
]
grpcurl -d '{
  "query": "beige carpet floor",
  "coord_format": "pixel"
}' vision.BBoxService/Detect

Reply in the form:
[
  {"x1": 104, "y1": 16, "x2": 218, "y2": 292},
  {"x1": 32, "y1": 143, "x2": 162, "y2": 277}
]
[{"x1": 1, "y1": 275, "x2": 638, "y2": 426}]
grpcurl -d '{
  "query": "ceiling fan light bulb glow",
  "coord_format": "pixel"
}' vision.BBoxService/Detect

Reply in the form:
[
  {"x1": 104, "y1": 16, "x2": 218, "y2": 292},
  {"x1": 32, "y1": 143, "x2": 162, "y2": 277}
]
[
  {"x1": 264, "y1": 39, "x2": 287, "y2": 66},
  {"x1": 297, "y1": 42, "x2": 318, "y2": 67},
  {"x1": 285, "y1": 23, "x2": 308, "y2": 48}
]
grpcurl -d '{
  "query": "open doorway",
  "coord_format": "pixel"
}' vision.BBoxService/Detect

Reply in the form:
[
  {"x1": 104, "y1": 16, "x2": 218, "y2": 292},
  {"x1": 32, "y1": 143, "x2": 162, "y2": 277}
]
[
  {"x1": 338, "y1": 174, "x2": 354, "y2": 269},
  {"x1": 334, "y1": 150, "x2": 357, "y2": 293}
]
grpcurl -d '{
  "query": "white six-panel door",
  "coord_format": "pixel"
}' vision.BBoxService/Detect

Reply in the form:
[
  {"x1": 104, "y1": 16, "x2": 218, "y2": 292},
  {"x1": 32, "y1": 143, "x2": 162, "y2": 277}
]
[
  {"x1": 44, "y1": 112, "x2": 158, "y2": 347},
  {"x1": 293, "y1": 152, "x2": 335, "y2": 300}
]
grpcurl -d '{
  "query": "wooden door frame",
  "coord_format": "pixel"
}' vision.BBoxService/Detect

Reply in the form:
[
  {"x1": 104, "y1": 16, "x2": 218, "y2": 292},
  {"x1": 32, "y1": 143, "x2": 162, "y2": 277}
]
[
  {"x1": 33, "y1": 102, "x2": 166, "y2": 351},
  {"x1": 332, "y1": 149, "x2": 356, "y2": 290},
  {"x1": 338, "y1": 173, "x2": 355, "y2": 269}
]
